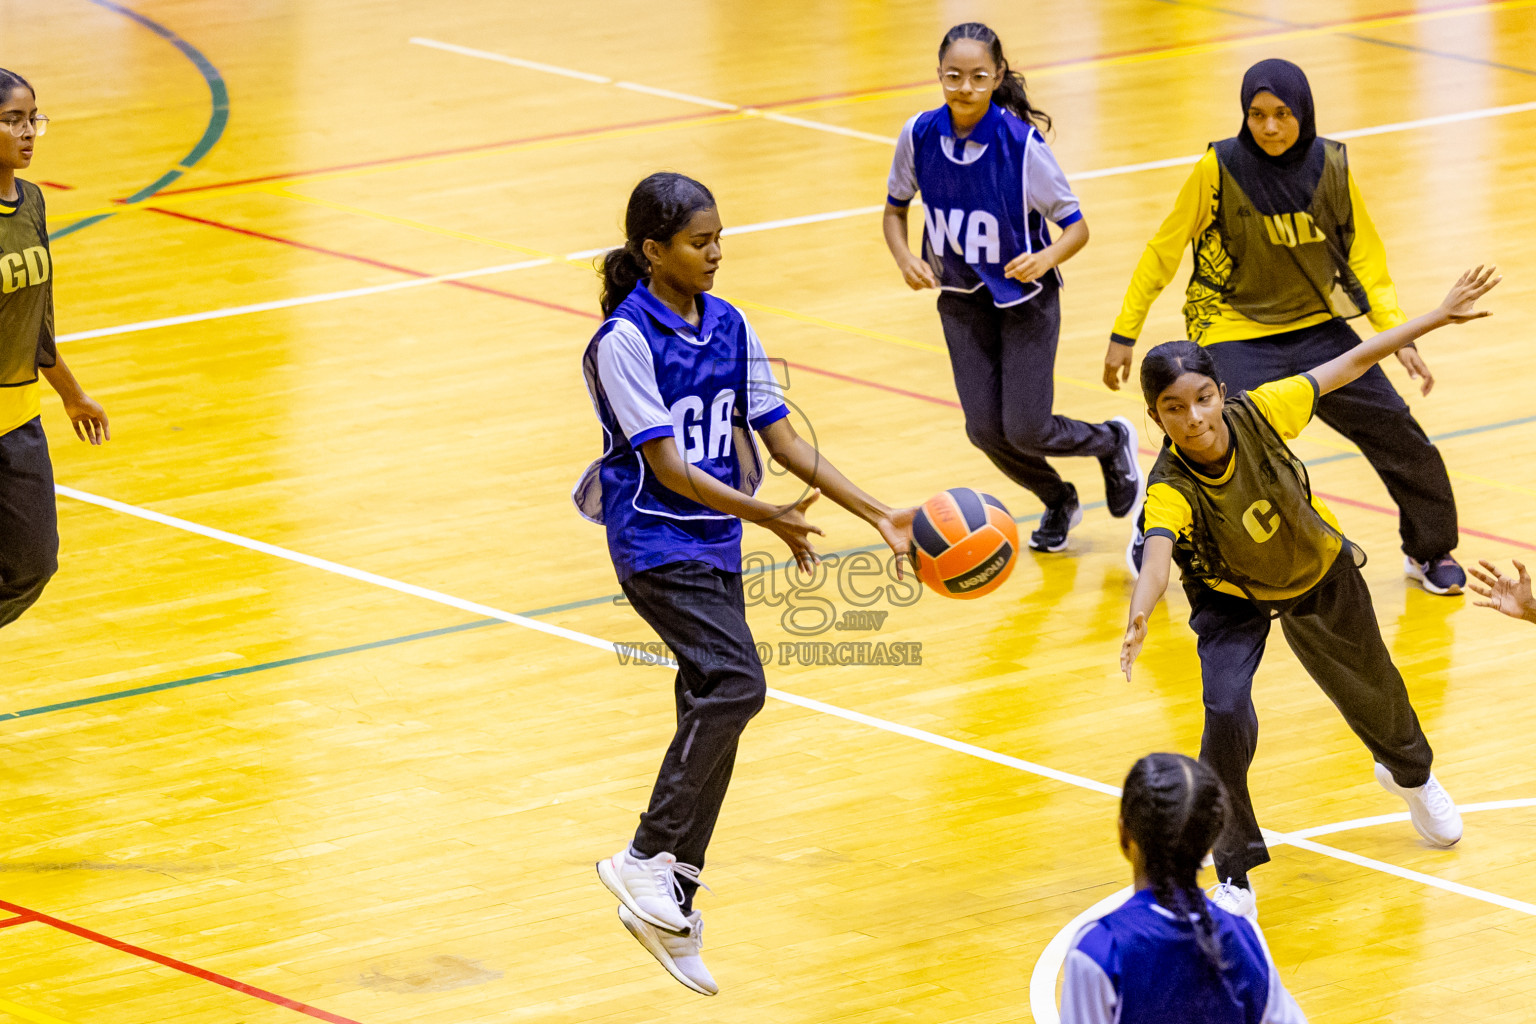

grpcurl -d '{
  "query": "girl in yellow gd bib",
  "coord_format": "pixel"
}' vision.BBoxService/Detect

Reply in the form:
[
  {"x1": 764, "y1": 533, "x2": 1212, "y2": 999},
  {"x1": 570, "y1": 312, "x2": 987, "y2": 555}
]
[{"x1": 1119, "y1": 266, "x2": 1499, "y2": 923}]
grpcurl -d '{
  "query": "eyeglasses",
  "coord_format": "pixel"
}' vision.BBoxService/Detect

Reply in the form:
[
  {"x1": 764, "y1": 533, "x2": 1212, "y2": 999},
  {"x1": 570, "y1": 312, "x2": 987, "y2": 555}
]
[
  {"x1": 940, "y1": 71, "x2": 994, "y2": 92},
  {"x1": 0, "y1": 114, "x2": 48, "y2": 138}
]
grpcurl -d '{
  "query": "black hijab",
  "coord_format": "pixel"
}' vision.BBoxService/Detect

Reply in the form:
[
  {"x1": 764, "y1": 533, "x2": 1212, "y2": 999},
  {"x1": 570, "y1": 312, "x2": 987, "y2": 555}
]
[{"x1": 1228, "y1": 58, "x2": 1326, "y2": 215}]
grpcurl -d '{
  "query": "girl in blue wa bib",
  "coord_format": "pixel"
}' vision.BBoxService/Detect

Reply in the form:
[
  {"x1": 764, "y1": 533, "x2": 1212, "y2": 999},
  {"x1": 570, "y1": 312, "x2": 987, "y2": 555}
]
[
  {"x1": 578, "y1": 173, "x2": 914, "y2": 996},
  {"x1": 883, "y1": 23, "x2": 1143, "y2": 553},
  {"x1": 1061, "y1": 753, "x2": 1308, "y2": 1024}
]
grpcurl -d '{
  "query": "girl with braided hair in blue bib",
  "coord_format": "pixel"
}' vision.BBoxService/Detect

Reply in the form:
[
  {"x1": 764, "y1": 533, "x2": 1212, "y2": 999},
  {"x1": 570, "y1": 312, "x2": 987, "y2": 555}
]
[
  {"x1": 883, "y1": 23, "x2": 1142, "y2": 554},
  {"x1": 1061, "y1": 753, "x2": 1308, "y2": 1024}
]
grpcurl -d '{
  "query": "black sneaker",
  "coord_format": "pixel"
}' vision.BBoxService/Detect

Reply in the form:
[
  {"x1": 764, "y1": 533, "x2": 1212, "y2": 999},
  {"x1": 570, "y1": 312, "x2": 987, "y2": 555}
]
[
  {"x1": 1099, "y1": 416, "x2": 1144, "y2": 519},
  {"x1": 1127, "y1": 524, "x2": 1145, "y2": 577},
  {"x1": 1405, "y1": 554, "x2": 1466, "y2": 596},
  {"x1": 1029, "y1": 484, "x2": 1082, "y2": 552}
]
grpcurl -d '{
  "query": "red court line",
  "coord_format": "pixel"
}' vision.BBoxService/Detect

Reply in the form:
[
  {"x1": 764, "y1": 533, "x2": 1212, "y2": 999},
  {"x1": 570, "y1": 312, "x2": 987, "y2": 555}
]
[
  {"x1": 0, "y1": 913, "x2": 37, "y2": 929},
  {"x1": 150, "y1": 110, "x2": 728, "y2": 197},
  {"x1": 1316, "y1": 491, "x2": 1536, "y2": 552},
  {"x1": 784, "y1": 360, "x2": 961, "y2": 409},
  {"x1": 0, "y1": 898, "x2": 365, "y2": 1023},
  {"x1": 156, "y1": 206, "x2": 1535, "y2": 554},
  {"x1": 145, "y1": 207, "x2": 594, "y2": 320},
  {"x1": 144, "y1": 0, "x2": 1497, "y2": 201}
]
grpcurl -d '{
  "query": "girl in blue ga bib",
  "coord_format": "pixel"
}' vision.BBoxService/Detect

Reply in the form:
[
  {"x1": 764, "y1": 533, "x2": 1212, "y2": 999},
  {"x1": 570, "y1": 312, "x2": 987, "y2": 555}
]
[
  {"x1": 576, "y1": 172, "x2": 914, "y2": 997},
  {"x1": 882, "y1": 22, "x2": 1142, "y2": 554}
]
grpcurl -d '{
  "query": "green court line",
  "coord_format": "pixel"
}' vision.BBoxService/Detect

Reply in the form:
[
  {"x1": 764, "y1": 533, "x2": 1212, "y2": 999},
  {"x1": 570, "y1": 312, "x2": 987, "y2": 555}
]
[
  {"x1": 0, "y1": 501, "x2": 1099, "y2": 722},
  {"x1": 49, "y1": 0, "x2": 229, "y2": 240},
  {"x1": 10, "y1": 402, "x2": 1534, "y2": 724},
  {"x1": 0, "y1": 619, "x2": 499, "y2": 722}
]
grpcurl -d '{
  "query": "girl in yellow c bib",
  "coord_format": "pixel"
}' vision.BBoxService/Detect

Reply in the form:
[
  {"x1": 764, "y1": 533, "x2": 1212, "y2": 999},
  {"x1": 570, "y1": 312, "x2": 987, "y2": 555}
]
[{"x1": 1119, "y1": 266, "x2": 1499, "y2": 923}]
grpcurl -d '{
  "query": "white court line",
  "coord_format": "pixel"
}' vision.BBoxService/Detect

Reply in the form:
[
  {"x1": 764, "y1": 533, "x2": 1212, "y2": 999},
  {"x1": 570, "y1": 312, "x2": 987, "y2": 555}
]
[
  {"x1": 561, "y1": 205, "x2": 889, "y2": 263},
  {"x1": 53, "y1": 484, "x2": 619, "y2": 657},
  {"x1": 53, "y1": 481, "x2": 1536, "y2": 924},
  {"x1": 758, "y1": 111, "x2": 901, "y2": 145},
  {"x1": 407, "y1": 38, "x2": 611, "y2": 83},
  {"x1": 614, "y1": 81, "x2": 739, "y2": 111},
  {"x1": 56, "y1": 97, "x2": 1536, "y2": 347},
  {"x1": 1029, "y1": 885, "x2": 1135, "y2": 1024},
  {"x1": 54, "y1": 257, "x2": 554, "y2": 344},
  {"x1": 1027, "y1": 801, "x2": 1536, "y2": 1023},
  {"x1": 409, "y1": 37, "x2": 896, "y2": 144}
]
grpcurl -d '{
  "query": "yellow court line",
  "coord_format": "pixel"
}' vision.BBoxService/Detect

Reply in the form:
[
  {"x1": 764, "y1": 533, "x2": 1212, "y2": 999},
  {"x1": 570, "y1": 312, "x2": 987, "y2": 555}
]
[
  {"x1": 719, "y1": 296, "x2": 946, "y2": 356},
  {"x1": 250, "y1": 187, "x2": 1536, "y2": 479},
  {"x1": 257, "y1": 186, "x2": 1127, "y2": 393},
  {"x1": 773, "y1": 0, "x2": 1536, "y2": 114},
  {"x1": 0, "y1": 995, "x2": 80, "y2": 1024},
  {"x1": 98, "y1": 163, "x2": 1536, "y2": 498}
]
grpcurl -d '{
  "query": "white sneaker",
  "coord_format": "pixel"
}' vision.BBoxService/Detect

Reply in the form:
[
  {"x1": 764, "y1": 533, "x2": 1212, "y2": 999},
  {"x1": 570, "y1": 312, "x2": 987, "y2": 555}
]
[
  {"x1": 618, "y1": 905, "x2": 718, "y2": 996},
  {"x1": 1375, "y1": 763, "x2": 1463, "y2": 847},
  {"x1": 597, "y1": 848, "x2": 695, "y2": 936},
  {"x1": 1208, "y1": 879, "x2": 1257, "y2": 924}
]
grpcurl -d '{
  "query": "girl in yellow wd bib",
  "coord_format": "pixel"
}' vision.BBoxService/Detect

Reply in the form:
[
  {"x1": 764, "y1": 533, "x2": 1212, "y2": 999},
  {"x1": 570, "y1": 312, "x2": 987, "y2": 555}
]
[{"x1": 1120, "y1": 266, "x2": 1499, "y2": 922}]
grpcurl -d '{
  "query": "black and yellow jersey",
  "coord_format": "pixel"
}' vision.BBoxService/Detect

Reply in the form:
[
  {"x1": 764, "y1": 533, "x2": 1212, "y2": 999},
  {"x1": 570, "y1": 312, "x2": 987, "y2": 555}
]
[
  {"x1": 0, "y1": 179, "x2": 56, "y2": 437},
  {"x1": 1144, "y1": 374, "x2": 1344, "y2": 601},
  {"x1": 1112, "y1": 147, "x2": 1405, "y2": 346}
]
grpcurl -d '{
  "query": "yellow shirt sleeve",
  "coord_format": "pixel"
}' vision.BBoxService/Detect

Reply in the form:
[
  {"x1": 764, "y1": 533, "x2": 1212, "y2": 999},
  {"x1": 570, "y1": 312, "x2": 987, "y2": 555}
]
[
  {"x1": 1142, "y1": 481, "x2": 1194, "y2": 540},
  {"x1": 1245, "y1": 373, "x2": 1319, "y2": 441},
  {"x1": 1111, "y1": 149, "x2": 1220, "y2": 342},
  {"x1": 1346, "y1": 171, "x2": 1407, "y2": 333}
]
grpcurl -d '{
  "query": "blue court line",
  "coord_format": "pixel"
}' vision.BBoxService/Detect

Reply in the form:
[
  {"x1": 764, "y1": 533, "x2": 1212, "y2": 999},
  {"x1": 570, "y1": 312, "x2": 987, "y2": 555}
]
[
  {"x1": 49, "y1": 1, "x2": 229, "y2": 240},
  {"x1": 0, "y1": 500, "x2": 1108, "y2": 722},
  {"x1": 1302, "y1": 413, "x2": 1536, "y2": 468}
]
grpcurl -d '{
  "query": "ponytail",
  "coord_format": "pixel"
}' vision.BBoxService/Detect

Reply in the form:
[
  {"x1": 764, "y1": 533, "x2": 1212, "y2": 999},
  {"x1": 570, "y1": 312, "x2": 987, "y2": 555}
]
[
  {"x1": 600, "y1": 172, "x2": 716, "y2": 317},
  {"x1": 938, "y1": 23, "x2": 1051, "y2": 133},
  {"x1": 600, "y1": 246, "x2": 647, "y2": 318},
  {"x1": 1121, "y1": 754, "x2": 1234, "y2": 989}
]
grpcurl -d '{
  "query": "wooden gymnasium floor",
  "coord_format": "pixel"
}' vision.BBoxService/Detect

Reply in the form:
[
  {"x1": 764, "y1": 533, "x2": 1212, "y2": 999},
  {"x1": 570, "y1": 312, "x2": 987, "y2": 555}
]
[{"x1": 4, "y1": 0, "x2": 1536, "y2": 1021}]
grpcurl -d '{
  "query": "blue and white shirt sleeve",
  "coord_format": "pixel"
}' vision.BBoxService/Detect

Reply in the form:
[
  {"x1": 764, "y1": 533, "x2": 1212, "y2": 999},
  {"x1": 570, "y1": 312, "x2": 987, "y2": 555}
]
[
  {"x1": 1025, "y1": 131, "x2": 1083, "y2": 229},
  {"x1": 1059, "y1": 923, "x2": 1118, "y2": 1024},
  {"x1": 1246, "y1": 921, "x2": 1310, "y2": 1024},
  {"x1": 743, "y1": 321, "x2": 791, "y2": 430},
  {"x1": 886, "y1": 114, "x2": 921, "y2": 207},
  {"x1": 594, "y1": 320, "x2": 675, "y2": 447}
]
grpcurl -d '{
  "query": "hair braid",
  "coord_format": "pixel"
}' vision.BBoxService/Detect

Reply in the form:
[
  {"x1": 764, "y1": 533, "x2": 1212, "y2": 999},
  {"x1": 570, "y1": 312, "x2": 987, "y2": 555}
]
[{"x1": 1122, "y1": 754, "x2": 1234, "y2": 982}]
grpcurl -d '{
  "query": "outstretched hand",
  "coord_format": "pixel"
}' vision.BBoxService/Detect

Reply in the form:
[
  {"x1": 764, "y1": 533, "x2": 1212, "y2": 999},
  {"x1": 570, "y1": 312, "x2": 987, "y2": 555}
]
[
  {"x1": 1120, "y1": 612, "x2": 1148, "y2": 681},
  {"x1": 875, "y1": 505, "x2": 918, "y2": 580},
  {"x1": 762, "y1": 489, "x2": 825, "y2": 575},
  {"x1": 1468, "y1": 559, "x2": 1536, "y2": 623},
  {"x1": 1438, "y1": 265, "x2": 1501, "y2": 323}
]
